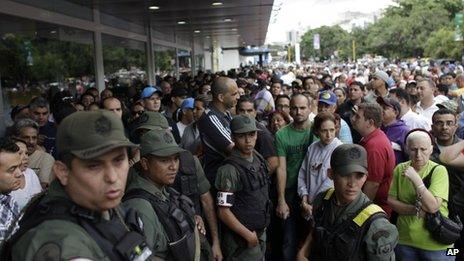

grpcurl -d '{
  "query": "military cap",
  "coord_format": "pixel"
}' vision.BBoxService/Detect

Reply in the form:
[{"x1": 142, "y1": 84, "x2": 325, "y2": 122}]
[
  {"x1": 57, "y1": 110, "x2": 136, "y2": 159},
  {"x1": 140, "y1": 129, "x2": 185, "y2": 157},
  {"x1": 131, "y1": 111, "x2": 169, "y2": 133},
  {"x1": 230, "y1": 115, "x2": 260, "y2": 134},
  {"x1": 330, "y1": 144, "x2": 368, "y2": 176},
  {"x1": 437, "y1": 100, "x2": 458, "y2": 114}
]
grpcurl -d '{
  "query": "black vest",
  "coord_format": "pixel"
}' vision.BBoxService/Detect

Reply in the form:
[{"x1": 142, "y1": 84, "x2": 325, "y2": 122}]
[
  {"x1": 1, "y1": 194, "x2": 151, "y2": 261},
  {"x1": 123, "y1": 186, "x2": 196, "y2": 261},
  {"x1": 310, "y1": 189, "x2": 386, "y2": 261},
  {"x1": 172, "y1": 151, "x2": 202, "y2": 214},
  {"x1": 224, "y1": 151, "x2": 271, "y2": 231}
]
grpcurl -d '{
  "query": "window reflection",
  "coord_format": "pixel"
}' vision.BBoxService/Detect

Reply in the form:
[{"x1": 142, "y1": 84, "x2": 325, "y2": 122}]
[
  {"x1": 102, "y1": 34, "x2": 147, "y2": 89},
  {"x1": 0, "y1": 14, "x2": 94, "y2": 118},
  {"x1": 154, "y1": 44, "x2": 176, "y2": 78}
]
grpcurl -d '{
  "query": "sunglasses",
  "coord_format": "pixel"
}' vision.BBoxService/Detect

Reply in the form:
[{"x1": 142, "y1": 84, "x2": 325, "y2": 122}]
[{"x1": 132, "y1": 110, "x2": 144, "y2": 116}]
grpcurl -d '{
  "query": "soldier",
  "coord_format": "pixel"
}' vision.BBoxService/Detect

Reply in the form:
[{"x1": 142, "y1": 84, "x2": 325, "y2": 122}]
[
  {"x1": 128, "y1": 111, "x2": 222, "y2": 260},
  {"x1": 215, "y1": 115, "x2": 271, "y2": 260},
  {"x1": 297, "y1": 144, "x2": 398, "y2": 261},
  {"x1": 2, "y1": 110, "x2": 152, "y2": 261},
  {"x1": 123, "y1": 129, "x2": 200, "y2": 261}
]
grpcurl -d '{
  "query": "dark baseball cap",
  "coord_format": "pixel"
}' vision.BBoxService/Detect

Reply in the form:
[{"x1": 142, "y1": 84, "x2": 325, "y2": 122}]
[
  {"x1": 230, "y1": 115, "x2": 260, "y2": 134},
  {"x1": 377, "y1": 96, "x2": 401, "y2": 115},
  {"x1": 171, "y1": 87, "x2": 189, "y2": 97},
  {"x1": 10, "y1": 104, "x2": 29, "y2": 120},
  {"x1": 318, "y1": 91, "x2": 337, "y2": 106},
  {"x1": 140, "y1": 129, "x2": 185, "y2": 157},
  {"x1": 330, "y1": 144, "x2": 368, "y2": 176},
  {"x1": 57, "y1": 110, "x2": 137, "y2": 159}
]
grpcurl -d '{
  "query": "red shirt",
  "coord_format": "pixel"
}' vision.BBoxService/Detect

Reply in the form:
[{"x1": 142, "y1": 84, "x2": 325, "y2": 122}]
[{"x1": 360, "y1": 128, "x2": 395, "y2": 216}]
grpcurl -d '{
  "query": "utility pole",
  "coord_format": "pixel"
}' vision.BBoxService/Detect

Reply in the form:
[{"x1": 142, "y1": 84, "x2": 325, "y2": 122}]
[
  {"x1": 352, "y1": 40, "x2": 356, "y2": 61},
  {"x1": 287, "y1": 45, "x2": 292, "y2": 63}
]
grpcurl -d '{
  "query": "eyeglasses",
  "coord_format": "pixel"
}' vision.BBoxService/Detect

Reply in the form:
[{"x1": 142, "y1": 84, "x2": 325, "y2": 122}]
[
  {"x1": 433, "y1": 121, "x2": 456, "y2": 127},
  {"x1": 132, "y1": 110, "x2": 144, "y2": 116}
]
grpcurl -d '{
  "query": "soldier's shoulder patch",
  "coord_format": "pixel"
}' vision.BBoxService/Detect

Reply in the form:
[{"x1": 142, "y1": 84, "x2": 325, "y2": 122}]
[
  {"x1": 34, "y1": 242, "x2": 61, "y2": 261},
  {"x1": 371, "y1": 229, "x2": 390, "y2": 242},
  {"x1": 376, "y1": 243, "x2": 393, "y2": 255}
]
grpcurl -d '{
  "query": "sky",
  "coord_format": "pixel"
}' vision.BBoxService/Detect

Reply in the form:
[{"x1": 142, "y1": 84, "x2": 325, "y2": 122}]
[{"x1": 265, "y1": 0, "x2": 394, "y2": 44}]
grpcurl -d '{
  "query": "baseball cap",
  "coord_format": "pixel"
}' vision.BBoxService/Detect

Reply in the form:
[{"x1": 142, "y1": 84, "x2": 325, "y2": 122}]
[
  {"x1": 230, "y1": 115, "x2": 260, "y2": 134},
  {"x1": 10, "y1": 104, "x2": 29, "y2": 120},
  {"x1": 57, "y1": 110, "x2": 137, "y2": 159},
  {"x1": 181, "y1": 97, "x2": 194, "y2": 110},
  {"x1": 318, "y1": 91, "x2": 337, "y2": 106},
  {"x1": 130, "y1": 111, "x2": 169, "y2": 133},
  {"x1": 373, "y1": 71, "x2": 389, "y2": 83},
  {"x1": 141, "y1": 86, "x2": 162, "y2": 99},
  {"x1": 330, "y1": 144, "x2": 368, "y2": 176},
  {"x1": 171, "y1": 87, "x2": 189, "y2": 97},
  {"x1": 292, "y1": 79, "x2": 303, "y2": 87},
  {"x1": 140, "y1": 129, "x2": 185, "y2": 157},
  {"x1": 437, "y1": 100, "x2": 458, "y2": 114},
  {"x1": 376, "y1": 97, "x2": 401, "y2": 115}
]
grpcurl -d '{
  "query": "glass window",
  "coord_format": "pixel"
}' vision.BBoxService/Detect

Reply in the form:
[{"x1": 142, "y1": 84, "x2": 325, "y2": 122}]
[
  {"x1": 178, "y1": 49, "x2": 191, "y2": 74},
  {"x1": 195, "y1": 55, "x2": 204, "y2": 72},
  {"x1": 11, "y1": 0, "x2": 93, "y2": 20},
  {"x1": 0, "y1": 13, "x2": 95, "y2": 126},
  {"x1": 154, "y1": 44, "x2": 176, "y2": 78},
  {"x1": 100, "y1": 12, "x2": 145, "y2": 35},
  {"x1": 102, "y1": 34, "x2": 147, "y2": 89}
]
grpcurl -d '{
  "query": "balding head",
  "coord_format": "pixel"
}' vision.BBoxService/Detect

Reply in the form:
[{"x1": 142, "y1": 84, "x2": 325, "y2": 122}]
[
  {"x1": 211, "y1": 77, "x2": 237, "y2": 99},
  {"x1": 211, "y1": 77, "x2": 239, "y2": 110},
  {"x1": 102, "y1": 97, "x2": 123, "y2": 119},
  {"x1": 290, "y1": 94, "x2": 311, "y2": 107}
]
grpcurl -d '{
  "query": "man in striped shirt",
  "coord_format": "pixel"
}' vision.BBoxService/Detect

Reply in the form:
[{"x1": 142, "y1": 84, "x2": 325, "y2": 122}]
[{"x1": 197, "y1": 77, "x2": 240, "y2": 184}]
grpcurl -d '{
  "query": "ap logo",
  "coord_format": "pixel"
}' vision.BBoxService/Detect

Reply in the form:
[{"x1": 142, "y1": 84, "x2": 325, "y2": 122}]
[{"x1": 446, "y1": 248, "x2": 460, "y2": 256}]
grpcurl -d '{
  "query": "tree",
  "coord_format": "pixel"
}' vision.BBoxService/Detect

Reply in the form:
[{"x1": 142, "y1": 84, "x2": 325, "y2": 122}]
[
  {"x1": 300, "y1": 25, "x2": 350, "y2": 60},
  {"x1": 299, "y1": 0, "x2": 462, "y2": 61},
  {"x1": 365, "y1": 0, "x2": 450, "y2": 58},
  {"x1": 424, "y1": 26, "x2": 461, "y2": 59}
]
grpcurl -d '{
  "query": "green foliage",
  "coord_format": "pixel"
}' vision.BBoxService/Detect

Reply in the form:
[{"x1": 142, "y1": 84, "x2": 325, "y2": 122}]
[
  {"x1": 424, "y1": 26, "x2": 461, "y2": 59},
  {"x1": 300, "y1": 25, "x2": 350, "y2": 60},
  {"x1": 103, "y1": 46, "x2": 147, "y2": 74},
  {"x1": 299, "y1": 0, "x2": 464, "y2": 60},
  {"x1": 366, "y1": 0, "x2": 450, "y2": 58},
  {"x1": 0, "y1": 34, "x2": 94, "y2": 86},
  {"x1": 154, "y1": 49, "x2": 176, "y2": 72}
]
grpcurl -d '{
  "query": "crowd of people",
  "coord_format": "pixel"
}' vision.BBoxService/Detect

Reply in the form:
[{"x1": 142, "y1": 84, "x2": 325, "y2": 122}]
[{"x1": 0, "y1": 61, "x2": 463, "y2": 260}]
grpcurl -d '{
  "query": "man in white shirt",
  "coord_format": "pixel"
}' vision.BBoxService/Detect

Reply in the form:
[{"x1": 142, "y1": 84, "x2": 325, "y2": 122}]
[
  {"x1": 415, "y1": 78, "x2": 439, "y2": 125},
  {"x1": 176, "y1": 97, "x2": 195, "y2": 138},
  {"x1": 389, "y1": 88, "x2": 431, "y2": 130}
]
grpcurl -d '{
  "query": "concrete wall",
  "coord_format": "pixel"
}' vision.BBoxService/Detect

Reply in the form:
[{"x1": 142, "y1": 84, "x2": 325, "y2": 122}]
[
  {"x1": 204, "y1": 51, "x2": 212, "y2": 71},
  {"x1": 219, "y1": 49, "x2": 240, "y2": 72}
]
